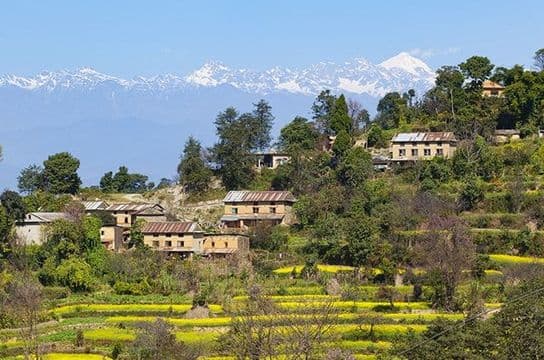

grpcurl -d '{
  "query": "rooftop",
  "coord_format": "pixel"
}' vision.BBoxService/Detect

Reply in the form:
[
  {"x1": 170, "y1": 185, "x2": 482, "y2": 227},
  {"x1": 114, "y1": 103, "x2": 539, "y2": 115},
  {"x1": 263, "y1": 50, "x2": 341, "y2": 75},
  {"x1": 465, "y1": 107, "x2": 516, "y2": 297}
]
[
  {"x1": 106, "y1": 203, "x2": 164, "y2": 212},
  {"x1": 81, "y1": 200, "x2": 109, "y2": 211},
  {"x1": 391, "y1": 132, "x2": 457, "y2": 143},
  {"x1": 24, "y1": 212, "x2": 70, "y2": 223},
  {"x1": 482, "y1": 80, "x2": 505, "y2": 90},
  {"x1": 142, "y1": 221, "x2": 201, "y2": 234},
  {"x1": 223, "y1": 190, "x2": 296, "y2": 203}
]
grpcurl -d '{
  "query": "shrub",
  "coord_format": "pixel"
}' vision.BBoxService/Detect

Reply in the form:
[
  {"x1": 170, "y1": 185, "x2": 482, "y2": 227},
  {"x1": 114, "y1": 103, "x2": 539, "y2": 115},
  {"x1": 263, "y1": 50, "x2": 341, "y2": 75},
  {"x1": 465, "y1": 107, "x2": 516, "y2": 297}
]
[{"x1": 55, "y1": 257, "x2": 96, "y2": 292}]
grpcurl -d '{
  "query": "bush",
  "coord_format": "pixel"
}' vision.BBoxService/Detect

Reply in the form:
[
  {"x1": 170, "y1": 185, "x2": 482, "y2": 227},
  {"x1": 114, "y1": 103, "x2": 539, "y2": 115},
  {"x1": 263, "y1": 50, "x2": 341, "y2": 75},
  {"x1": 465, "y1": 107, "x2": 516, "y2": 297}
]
[{"x1": 55, "y1": 257, "x2": 96, "y2": 292}]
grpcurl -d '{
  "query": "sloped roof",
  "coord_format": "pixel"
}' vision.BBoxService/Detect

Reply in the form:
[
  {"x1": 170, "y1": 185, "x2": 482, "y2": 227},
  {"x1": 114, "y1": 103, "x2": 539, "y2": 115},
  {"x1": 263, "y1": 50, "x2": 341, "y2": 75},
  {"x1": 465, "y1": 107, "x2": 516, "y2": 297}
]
[
  {"x1": 391, "y1": 132, "x2": 457, "y2": 143},
  {"x1": 106, "y1": 203, "x2": 164, "y2": 212},
  {"x1": 483, "y1": 80, "x2": 505, "y2": 90},
  {"x1": 81, "y1": 200, "x2": 109, "y2": 211},
  {"x1": 27, "y1": 212, "x2": 70, "y2": 223},
  {"x1": 142, "y1": 221, "x2": 201, "y2": 234},
  {"x1": 223, "y1": 191, "x2": 296, "y2": 203}
]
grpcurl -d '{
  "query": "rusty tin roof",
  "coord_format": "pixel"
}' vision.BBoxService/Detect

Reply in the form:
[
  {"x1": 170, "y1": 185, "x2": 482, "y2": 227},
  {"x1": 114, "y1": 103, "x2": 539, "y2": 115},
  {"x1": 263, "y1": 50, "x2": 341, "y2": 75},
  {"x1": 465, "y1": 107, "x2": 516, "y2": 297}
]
[{"x1": 223, "y1": 191, "x2": 296, "y2": 203}]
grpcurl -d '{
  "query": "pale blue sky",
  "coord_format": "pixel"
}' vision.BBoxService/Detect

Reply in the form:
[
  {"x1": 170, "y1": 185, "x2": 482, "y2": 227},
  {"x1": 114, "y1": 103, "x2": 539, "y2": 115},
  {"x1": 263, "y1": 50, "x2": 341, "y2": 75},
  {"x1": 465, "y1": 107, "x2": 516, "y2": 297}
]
[{"x1": 1, "y1": 1, "x2": 543, "y2": 75}]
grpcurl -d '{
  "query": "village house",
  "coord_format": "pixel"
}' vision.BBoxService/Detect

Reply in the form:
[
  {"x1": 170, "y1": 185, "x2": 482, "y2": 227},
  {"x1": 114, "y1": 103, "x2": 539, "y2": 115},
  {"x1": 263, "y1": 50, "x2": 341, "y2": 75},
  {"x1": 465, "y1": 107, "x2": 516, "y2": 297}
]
[
  {"x1": 100, "y1": 225, "x2": 124, "y2": 251},
  {"x1": 220, "y1": 190, "x2": 296, "y2": 230},
  {"x1": 493, "y1": 129, "x2": 521, "y2": 144},
  {"x1": 104, "y1": 203, "x2": 166, "y2": 228},
  {"x1": 15, "y1": 212, "x2": 70, "y2": 245},
  {"x1": 482, "y1": 80, "x2": 505, "y2": 97},
  {"x1": 390, "y1": 132, "x2": 457, "y2": 162},
  {"x1": 255, "y1": 149, "x2": 290, "y2": 170},
  {"x1": 142, "y1": 221, "x2": 249, "y2": 256}
]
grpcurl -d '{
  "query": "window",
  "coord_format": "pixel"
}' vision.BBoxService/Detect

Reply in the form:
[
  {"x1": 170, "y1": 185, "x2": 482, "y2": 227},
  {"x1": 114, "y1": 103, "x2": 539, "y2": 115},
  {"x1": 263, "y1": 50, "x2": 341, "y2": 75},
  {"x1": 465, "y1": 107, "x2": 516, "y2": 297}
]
[
  {"x1": 166, "y1": 234, "x2": 172, "y2": 238},
  {"x1": 153, "y1": 234, "x2": 158, "y2": 237},
  {"x1": 152, "y1": 241, "x2": 159, "y2": 247},
  {"x1": 436, "y1": 148, "x2": 444, "y2": 156},
  {"x1": 437, "y1": 142, "x2": 442, "y2": 146},
  {"x1": 231, "y1": 207, "x2": 238, "y2": 214},
  {"x1": 399, "y1": 149, "x2": 406, "y2": 157},
  {"x1": 411, "y1": 149, "x2": 418, "y2": 156},
  {"x1": 165, "y1": 240, "x2": 172, "y2": 247},
  {"x1": 178, "y1": 241, "x2": 184, "y2": 247},
  {"x1": 101, "y1": 230, "x2": 105, "y2": 236},
  {"x1": 491, "y1": 90, "x2": 499, "y2": 96},
  {"x1": 124, "y1": 217, "x2": 129, "y2": 223},
  {"x1": 224, "y1": 242, "x2": 228, "y2": 248},
  {"x1": 400, "y1": 143, "x2": 405, "y2": 147},
  {"x1": 424, "y1": 149, "x2": 431, "y2": 156},
  {"x1": 253, "y1": 207, "x2": 259, "y2": 214},
  {"x1": 211, "y1": 241, "x2": 215, "y2": 248},
  {"x1": 269, "y1": 207, "x2": 276, "y2": 214}
]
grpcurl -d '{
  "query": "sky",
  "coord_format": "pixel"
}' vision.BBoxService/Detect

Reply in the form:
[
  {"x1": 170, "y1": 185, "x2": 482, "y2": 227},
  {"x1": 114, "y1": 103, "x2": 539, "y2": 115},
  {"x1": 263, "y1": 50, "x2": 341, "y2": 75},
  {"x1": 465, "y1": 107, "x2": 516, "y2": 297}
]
[{"x1": 1, "y1": 1, "x2": 543, "y2": 76}]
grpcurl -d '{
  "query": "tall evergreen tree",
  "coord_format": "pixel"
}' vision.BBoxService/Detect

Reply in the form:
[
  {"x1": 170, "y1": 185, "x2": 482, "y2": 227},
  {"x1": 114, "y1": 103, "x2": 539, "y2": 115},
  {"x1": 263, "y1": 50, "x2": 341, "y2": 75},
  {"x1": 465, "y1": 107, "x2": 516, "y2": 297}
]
[
  {"x1": 177, "y1": 136, "x2": 212, "y2": 194},
  {"x1": 330, "y1": 95, "x2": 352, "y2": 135},
  {"x1": 251, "y1": 99, "x2": 274, "y2": 151},
  {"x1": 17, "y1": 164, "x2": 44, "y2": 194}
]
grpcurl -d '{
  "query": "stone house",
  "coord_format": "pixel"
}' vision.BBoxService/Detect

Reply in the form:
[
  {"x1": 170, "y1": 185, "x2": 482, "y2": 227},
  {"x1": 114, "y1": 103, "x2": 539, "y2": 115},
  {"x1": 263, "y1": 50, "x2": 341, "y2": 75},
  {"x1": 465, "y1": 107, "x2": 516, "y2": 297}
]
[
  {"x1": 220, "y1": 190, "x2": 296, "y2": 230},
  {"x1": 15, "y1": 212, "x2": 70, "y2": 245},
  {"x1": 390, "y1": 132, "x2": 457, "y2": 162}
]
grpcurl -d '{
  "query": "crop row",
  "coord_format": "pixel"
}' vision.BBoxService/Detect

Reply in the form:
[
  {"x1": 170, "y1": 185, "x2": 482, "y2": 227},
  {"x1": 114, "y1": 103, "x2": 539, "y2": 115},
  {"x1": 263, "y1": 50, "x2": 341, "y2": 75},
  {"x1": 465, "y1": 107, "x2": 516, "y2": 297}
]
[{"x1": 51, "y1": 303, "x2": 223, "y2": 317}]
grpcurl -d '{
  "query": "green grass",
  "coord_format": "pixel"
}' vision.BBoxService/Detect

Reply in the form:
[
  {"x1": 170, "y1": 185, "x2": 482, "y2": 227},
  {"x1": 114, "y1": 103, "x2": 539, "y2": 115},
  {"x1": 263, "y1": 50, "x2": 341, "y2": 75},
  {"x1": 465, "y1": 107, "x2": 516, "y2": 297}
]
[{"x1": 83, "y1": 328, "x2": 136, "y2": 342}]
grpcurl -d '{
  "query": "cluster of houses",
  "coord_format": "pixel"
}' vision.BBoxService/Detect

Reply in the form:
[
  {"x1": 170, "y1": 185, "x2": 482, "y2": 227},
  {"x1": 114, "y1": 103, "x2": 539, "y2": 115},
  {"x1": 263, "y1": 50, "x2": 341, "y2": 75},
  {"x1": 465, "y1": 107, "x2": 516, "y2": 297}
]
[
  {"x1": 15, "y1": 81, "x2": 526, "y2": 256},
  {"x1": 15, "y1": 190, "x2": 296, "y2": 257}
]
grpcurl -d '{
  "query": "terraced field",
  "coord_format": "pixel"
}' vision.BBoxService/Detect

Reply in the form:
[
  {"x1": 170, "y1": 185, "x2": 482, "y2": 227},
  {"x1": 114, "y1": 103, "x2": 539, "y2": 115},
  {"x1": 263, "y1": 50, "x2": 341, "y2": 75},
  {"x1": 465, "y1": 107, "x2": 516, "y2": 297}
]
[{"x1": 0, "y1": 284, "x2": 502, "y2": 360}]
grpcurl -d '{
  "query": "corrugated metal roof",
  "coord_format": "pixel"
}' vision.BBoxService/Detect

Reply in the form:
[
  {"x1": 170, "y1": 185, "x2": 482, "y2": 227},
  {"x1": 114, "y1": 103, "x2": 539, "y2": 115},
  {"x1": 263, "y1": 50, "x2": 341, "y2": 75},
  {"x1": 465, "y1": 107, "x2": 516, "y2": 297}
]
[
  {"x1": 391, "y1": 132, "x2": 457, "y2": 143},
  {"x1": 106, "y1": 203, "x2": 163, "y2": 212},
  {"x1": 142, "y1": 221, "x2": 201, "y2": 234},
  {"x1": 223, "y1": 191, "x2": 296, "y2": 203},
  {"x1": 28, "y1": 212, "x2": 70, "y2": 223},
  {"x1": 81, "y1": 200, "x2": 109, "y2": 211}
]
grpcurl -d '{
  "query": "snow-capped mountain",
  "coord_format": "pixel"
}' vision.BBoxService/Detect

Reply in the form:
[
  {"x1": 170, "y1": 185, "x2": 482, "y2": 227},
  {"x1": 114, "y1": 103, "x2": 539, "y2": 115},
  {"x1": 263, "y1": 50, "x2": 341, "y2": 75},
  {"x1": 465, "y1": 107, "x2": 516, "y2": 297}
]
[
  {"x1": 0, "y1": 52, "x2": 436, "y2": 189},
  {"x1": 0, "y1": 52, "x2": 435, "y2": 97}
]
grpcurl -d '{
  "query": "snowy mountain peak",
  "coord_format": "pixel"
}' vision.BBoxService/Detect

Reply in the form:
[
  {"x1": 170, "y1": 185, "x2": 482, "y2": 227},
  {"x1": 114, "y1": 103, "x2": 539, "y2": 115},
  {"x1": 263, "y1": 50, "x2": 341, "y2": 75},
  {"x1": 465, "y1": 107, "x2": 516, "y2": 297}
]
[
  {"x1": 1, "y1": 53, "x2": 436, "y2": 97},
  {"x1": 379, "y1": 52, "x2": 433, "y2": 76}
]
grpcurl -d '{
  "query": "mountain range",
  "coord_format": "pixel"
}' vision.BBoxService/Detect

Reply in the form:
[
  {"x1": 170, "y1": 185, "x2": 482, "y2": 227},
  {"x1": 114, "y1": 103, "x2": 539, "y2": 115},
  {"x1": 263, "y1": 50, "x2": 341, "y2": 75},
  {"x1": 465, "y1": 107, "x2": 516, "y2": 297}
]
[{"x1": 0, "y1": 52, "x2": 436, "y2": 188}]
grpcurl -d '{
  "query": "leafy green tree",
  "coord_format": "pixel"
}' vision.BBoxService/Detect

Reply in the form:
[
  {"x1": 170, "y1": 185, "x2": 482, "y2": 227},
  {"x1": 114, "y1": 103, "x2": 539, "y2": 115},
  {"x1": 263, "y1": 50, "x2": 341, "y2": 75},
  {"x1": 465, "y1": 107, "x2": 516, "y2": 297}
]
[
  {"x1": 366, "y1": 124, "x2": 388, "y2": 148},
  {"x1": 312, "y1": 90, "x2": 337, "y2": 134},
  {"x1": 42, "y1": 152, "x2": 81, "y2": 194},
  {"x1": 99, "y1": 171, "x2": 115, "y2": 192},
  {"x1": 177, "y1": 137, "x2": 212, "y2": 194},
  {"x1": 534, "y1": 48, "x2": 544, "y2": 71},
  {"x1": 459, "y1": 56, "x2": 494, "y2": 89},
  {"x1": 458, "y1": 177, "x2": 484, "y2": 211},
  {"x1": 42, "y1": 219, "x2": 84, "y2": 264},
  {"x1": 0, "y1": 190, "x2": 27, "y2": 221},
  {"x1": 278, "y1": 117, "x2": 319, "y2": 154},
  {"x1": 128, "y1": 219, "x2": 146, "y2": 249},
  {"x1": 332, "y1": 130, "x2": 351, "y2": 158},
  {"x1": 17, "y1": 164, "x2": 43, "y2": 194},
  {"x1": 0, "y1": 206, "x2": 11, "y2": 259},
  {"x1": 376, "y1": 92, "x2": 408, "y2": 128},
  {"x1": 82, "y1": 216, "x2": 102, "y2": 252},
  {"x1": 55, "y1": 257, "x2": 95, "y2": 292},
  {"x1": 336, "y1": 147, "x2": 373, "y2": 189},
  {"x1": 211, "y1": 107, "x2": 258, "y2": 190}
]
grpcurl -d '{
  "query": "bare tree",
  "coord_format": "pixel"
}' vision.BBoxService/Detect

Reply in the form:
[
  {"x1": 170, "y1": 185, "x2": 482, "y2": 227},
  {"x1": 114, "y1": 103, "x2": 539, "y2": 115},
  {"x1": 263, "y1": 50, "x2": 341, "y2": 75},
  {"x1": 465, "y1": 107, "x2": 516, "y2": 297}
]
[
  {"x1": 347, "y1": 99, "x2": 370, "y2": 133},
  {"x1": 415, "y1": 214, "x2": 475, "y2": 311},
  {"x1": 221, "y1": 284, "x2": 280, "y2": 360},
  {"x1": 6, "y1": 271, "x2": 43, "y2": 359},
  {"x1": 127, "y1": 318, "x2": 200, "y2": 360},
  {"x1": 282, "y1": 300, "x2": 339, "y2": 360}
]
